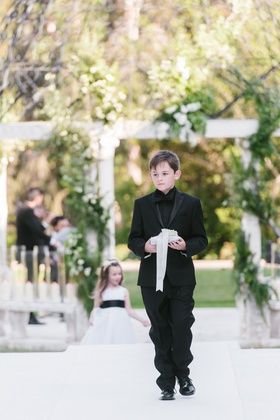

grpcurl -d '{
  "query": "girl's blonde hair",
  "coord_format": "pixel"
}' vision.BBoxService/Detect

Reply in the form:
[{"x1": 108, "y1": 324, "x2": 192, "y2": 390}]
[{"x1": 93, "y1": 260, "x2": 123, "y2": 300}]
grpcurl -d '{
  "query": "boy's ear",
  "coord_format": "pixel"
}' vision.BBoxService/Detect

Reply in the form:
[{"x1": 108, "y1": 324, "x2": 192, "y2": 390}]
[{"x1": 175, "y1": 170, "x2": 181, "y2": 180}]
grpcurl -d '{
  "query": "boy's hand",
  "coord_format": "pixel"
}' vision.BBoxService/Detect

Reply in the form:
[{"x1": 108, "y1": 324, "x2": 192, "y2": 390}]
[
  {"x1": 145, "y1": 240, "x2": 157, "y2": 253},
  {"x1": 168, "y1": 237, "x2": 186, "y2": 251},
  {"x1": 142, "y1": 319, "x2": 151, "y2": 327}
]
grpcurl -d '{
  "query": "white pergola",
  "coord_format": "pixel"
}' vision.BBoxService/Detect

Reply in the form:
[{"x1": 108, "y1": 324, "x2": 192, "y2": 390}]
[{"x1": 0, "y1": 119, "x2": 280, "y2": 267}]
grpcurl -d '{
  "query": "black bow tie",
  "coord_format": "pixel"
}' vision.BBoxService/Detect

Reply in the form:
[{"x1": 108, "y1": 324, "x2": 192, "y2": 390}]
[{"x1": 154, "y1": 188, "x2": 175, "y2": 203}]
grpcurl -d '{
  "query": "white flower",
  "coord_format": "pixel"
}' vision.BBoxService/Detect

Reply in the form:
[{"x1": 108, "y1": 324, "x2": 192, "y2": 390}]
[
  {"x1": 115, "y1": 103, "x2": 123, "y2": 112},
  {"x1": 180, "y1": 105, "x2": 189, "y2": 113},
  {"x1": 105, "y1": 74, "x2": 114, "y2": 82},
  {"x1": 176, "y1": 57, "x2": 190, "y2": 80},
  {"x1": 118, "y1": 92, "x2": 126, "y2": 100},
  {"x1": 84, "y1": 267, "x2": 91, "y2": 277},
  {"x1": 77, "y1": 259, "x2": 84, "y2": 265},
  {"x1": 106, "y1": 111, "x2": 117, "y2": 121},
  {"x1": 80, "y1": 74, "x2": 89, "y2": 83},
  {"x1": 165, "y1": 105, "x2": 177, "y2": 114},
  {"x1": 179, "y1": 127, "x2": 189, "y2": 142},
  {"x1": 95, "y1": 107, "x2": 105, "y2": 119},
  {"x1": 188, "y1": 131, "x2": 200, "y2": 147},
  {"x1": 179, "y1": 121, "x2": 192, "y2": 141},
  {"x1": 181, "y1": 102, "x2": 201, "y2": 113},
  {"x1": 59, "y1": 130, "x2": 68, "y2": 137},
  {"x1": 174, "y1": 112, "x2": 188, "y2": 126}
]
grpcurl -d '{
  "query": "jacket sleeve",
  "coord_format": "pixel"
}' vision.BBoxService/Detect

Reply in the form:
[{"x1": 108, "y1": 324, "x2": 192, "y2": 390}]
[
  {"x1": 185, "y1": 199, "x2": 208, "y2": 257},
  {"x1": 22, "y1": 211, "x2": 50, "y2": 245},
  {"x1": 128, "y1": 199, "x2": 146, "y2": 259}
]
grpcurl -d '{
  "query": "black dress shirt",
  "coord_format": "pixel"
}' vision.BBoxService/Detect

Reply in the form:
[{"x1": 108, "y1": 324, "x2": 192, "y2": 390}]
[{"x1": 154, "y1": 187, "x2": 176, "y2": 227}]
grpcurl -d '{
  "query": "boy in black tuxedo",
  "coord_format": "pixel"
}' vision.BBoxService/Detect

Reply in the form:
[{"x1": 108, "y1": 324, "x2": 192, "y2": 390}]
[{"x1": 128, "y1": 150, "x2": 207, "y2": 400}]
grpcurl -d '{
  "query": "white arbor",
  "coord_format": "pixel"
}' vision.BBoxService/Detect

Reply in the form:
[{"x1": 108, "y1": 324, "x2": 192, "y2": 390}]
[
  {"x1": 1, "y1": 118, "x2": 280, "y2": 347},
  {"x1": 1, "y1": 118, "x2": 280, "y2": 265}
]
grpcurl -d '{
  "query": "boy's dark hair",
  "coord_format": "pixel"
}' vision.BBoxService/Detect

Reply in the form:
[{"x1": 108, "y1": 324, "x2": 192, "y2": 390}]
[
  {"x1": 25, "y1": 187, "x2": 44, "y2": 202},
  {"x1": 149, "y1": 150, "x2": 180, "y2": 172},
  {"x1": 50, "y1": 215, "x2": 66, "y2": 228}
]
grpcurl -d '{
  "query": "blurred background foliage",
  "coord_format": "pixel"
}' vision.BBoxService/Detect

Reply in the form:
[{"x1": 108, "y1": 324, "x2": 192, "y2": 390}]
[{"x1": 0, "y1": 0, "x2": 280, "y2": 258}]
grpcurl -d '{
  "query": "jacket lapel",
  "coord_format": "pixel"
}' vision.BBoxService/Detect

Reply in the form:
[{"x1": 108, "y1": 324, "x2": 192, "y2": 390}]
[
  {"x1": 168, "y1": 190, "x2": 184, "y2": 226},
  {"x1": 149, "y1": 189, "x2": 183, "y2": 228},
  {"x1": 149, "y1": 194, "x2": 164, "y2": 227}
]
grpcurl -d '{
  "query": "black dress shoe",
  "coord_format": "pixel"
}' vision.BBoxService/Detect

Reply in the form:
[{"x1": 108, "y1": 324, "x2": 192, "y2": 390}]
[
  {"x1": 178, "y1": 378, "x2": 195, "y2": 396},
  {"x1": 28, "y1": 314, "x2": 45, "y2": 325},
  {"x1": 160, "y1": 389, "x2": 175, "y2": 401}
]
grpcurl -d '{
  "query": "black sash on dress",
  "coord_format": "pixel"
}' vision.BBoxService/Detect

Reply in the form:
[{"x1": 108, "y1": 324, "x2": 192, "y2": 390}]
[{"x1": 100, "y1": 300, "x2": 125, "y2": 309}]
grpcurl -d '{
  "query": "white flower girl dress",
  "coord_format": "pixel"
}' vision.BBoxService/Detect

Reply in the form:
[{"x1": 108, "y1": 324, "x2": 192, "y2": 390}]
[{"x1": 81, "y1": 285, "x2": 136, "y2": 345}]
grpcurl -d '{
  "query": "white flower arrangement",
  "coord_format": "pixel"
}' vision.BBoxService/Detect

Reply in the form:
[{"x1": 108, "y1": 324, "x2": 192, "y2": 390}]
[{"x1": 161, "y1": 100, "x2": 203, "y2": 145}]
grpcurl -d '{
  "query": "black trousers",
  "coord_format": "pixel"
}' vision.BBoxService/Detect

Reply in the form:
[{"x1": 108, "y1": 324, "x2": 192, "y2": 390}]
[{"x1": 141, "y1": 279, "x2": 195, "y2": 390}]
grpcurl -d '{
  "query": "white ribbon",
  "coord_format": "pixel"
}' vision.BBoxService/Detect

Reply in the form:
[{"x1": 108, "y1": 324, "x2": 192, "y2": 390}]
[{"x1": 150, "y1": 229, "x2": 179, "y2": 291}]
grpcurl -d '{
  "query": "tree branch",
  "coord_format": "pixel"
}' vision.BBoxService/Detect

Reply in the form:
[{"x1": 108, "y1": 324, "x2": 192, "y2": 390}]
[{"x1": 209, "y1": 65, "x2": 280, "y2": 118}]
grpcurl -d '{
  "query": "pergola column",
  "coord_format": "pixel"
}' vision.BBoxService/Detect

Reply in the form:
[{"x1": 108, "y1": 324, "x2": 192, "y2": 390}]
[
  {"x1": 89, "y1": 127, "x2": 120, "y2": 260},
  {"x1": 237, "y1": 138, "x2": 270, "y2": 347},
  {"x1": 239, "y1": 138, "x2": 261, "y2": 264}
]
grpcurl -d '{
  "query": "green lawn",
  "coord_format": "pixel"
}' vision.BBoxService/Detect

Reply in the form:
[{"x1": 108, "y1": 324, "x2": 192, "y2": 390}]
[{"x1": 123, "y1": 269, "x2": 236, "y2": 308}]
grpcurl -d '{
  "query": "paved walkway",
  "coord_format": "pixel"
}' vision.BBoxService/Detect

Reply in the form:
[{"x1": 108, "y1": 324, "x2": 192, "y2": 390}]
[
  {"x1": 1, "y1": 308, "x2": 280, "y2": 419},
  {"x1": 0, "y1": 342, "x2": 242, "y2": 420}
]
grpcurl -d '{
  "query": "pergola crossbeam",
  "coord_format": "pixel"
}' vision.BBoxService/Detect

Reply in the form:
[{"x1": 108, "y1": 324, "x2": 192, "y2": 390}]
[
  {"x1": 1, "y1": 119, "x2": 280, "y2": 141},
  {"x1": 1, "y1": 118, "x2": 280, "y2": 267}
]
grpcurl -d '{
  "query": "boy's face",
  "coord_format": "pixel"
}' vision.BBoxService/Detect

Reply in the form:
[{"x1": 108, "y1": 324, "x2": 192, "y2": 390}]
[{"x1": 150, "y1": 161, "x2": 181, "y2": 194}]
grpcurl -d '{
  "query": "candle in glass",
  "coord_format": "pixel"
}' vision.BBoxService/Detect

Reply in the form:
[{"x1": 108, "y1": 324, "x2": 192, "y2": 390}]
[
  {"x1": 51, "y1": 282, "x2": 60, "y2": 302},
  {"x1": 38, "y1": 264, "x2": 48, "y2": 301},
  {"x1": 0, "y1": 279, "x2": 11, "y2": 301},
  {"x1": 66, "y1": 283, "x2": 77, "y2": 302},
  {"x1": 24, "y1": 281, "x2": 34, "y2": 302}
]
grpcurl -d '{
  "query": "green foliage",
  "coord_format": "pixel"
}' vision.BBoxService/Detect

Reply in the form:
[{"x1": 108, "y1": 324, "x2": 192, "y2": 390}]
[
  {"x1": 40, "y1": 125, "x2": 109, "y2": 313},
  {"x1": 230, "y1": 154, "x2": 277, "y2": 223},
  {"x1": 230, "y1": 80, "x2": 280, "y2": 308},
  {"x1": 69, "y1": 54, "x2": 126, "y2": 124},
  {"x1": 64, "y1": 232, "x2": 100, "y2": 314},
  {"x1": 233, "y1": 231, "x2": 272, "y2": 309},
  {"x1": 244, "y1": 80, "x2": 280, "y2": 159}
]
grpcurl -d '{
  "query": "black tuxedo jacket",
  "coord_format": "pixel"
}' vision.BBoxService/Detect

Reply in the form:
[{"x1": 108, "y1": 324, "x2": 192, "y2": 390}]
[
  {"x1": 16, "y1": 205, "x2": 50, "y2": 250},
  {"x1": 128, "y1": 189, "x2": 208, "y2": 288}
]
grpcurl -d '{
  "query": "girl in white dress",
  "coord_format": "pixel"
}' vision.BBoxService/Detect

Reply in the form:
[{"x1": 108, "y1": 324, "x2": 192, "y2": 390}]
[{"x1": 81, "y1": 260, "x2": 150, "y2": 345}]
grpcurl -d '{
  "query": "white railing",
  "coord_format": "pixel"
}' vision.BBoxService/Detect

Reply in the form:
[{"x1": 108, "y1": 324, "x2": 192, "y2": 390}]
[{"x1": 0, "y1": 246, "x2": 88, "y2": 349}]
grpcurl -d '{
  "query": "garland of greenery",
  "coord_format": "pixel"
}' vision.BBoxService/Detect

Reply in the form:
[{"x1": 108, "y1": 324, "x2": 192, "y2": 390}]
[
  {"x1": 233, "y1": 231, "x2": 275, "y2": 311},
  {"x1": 158, "y1": 80, "x2": 280, "y2": 309},
  {"x1": 40, "y1": 125, "x2": 109, "y2": 314},
  {"x1": 231, "y1": 81, "x2": 280, "y2": 308}
]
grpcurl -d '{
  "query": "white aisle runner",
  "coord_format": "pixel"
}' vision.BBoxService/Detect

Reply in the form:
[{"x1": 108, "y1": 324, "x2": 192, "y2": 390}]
[{"x1": 0, "y1": 342, "x2": 244, "y2": 420}]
